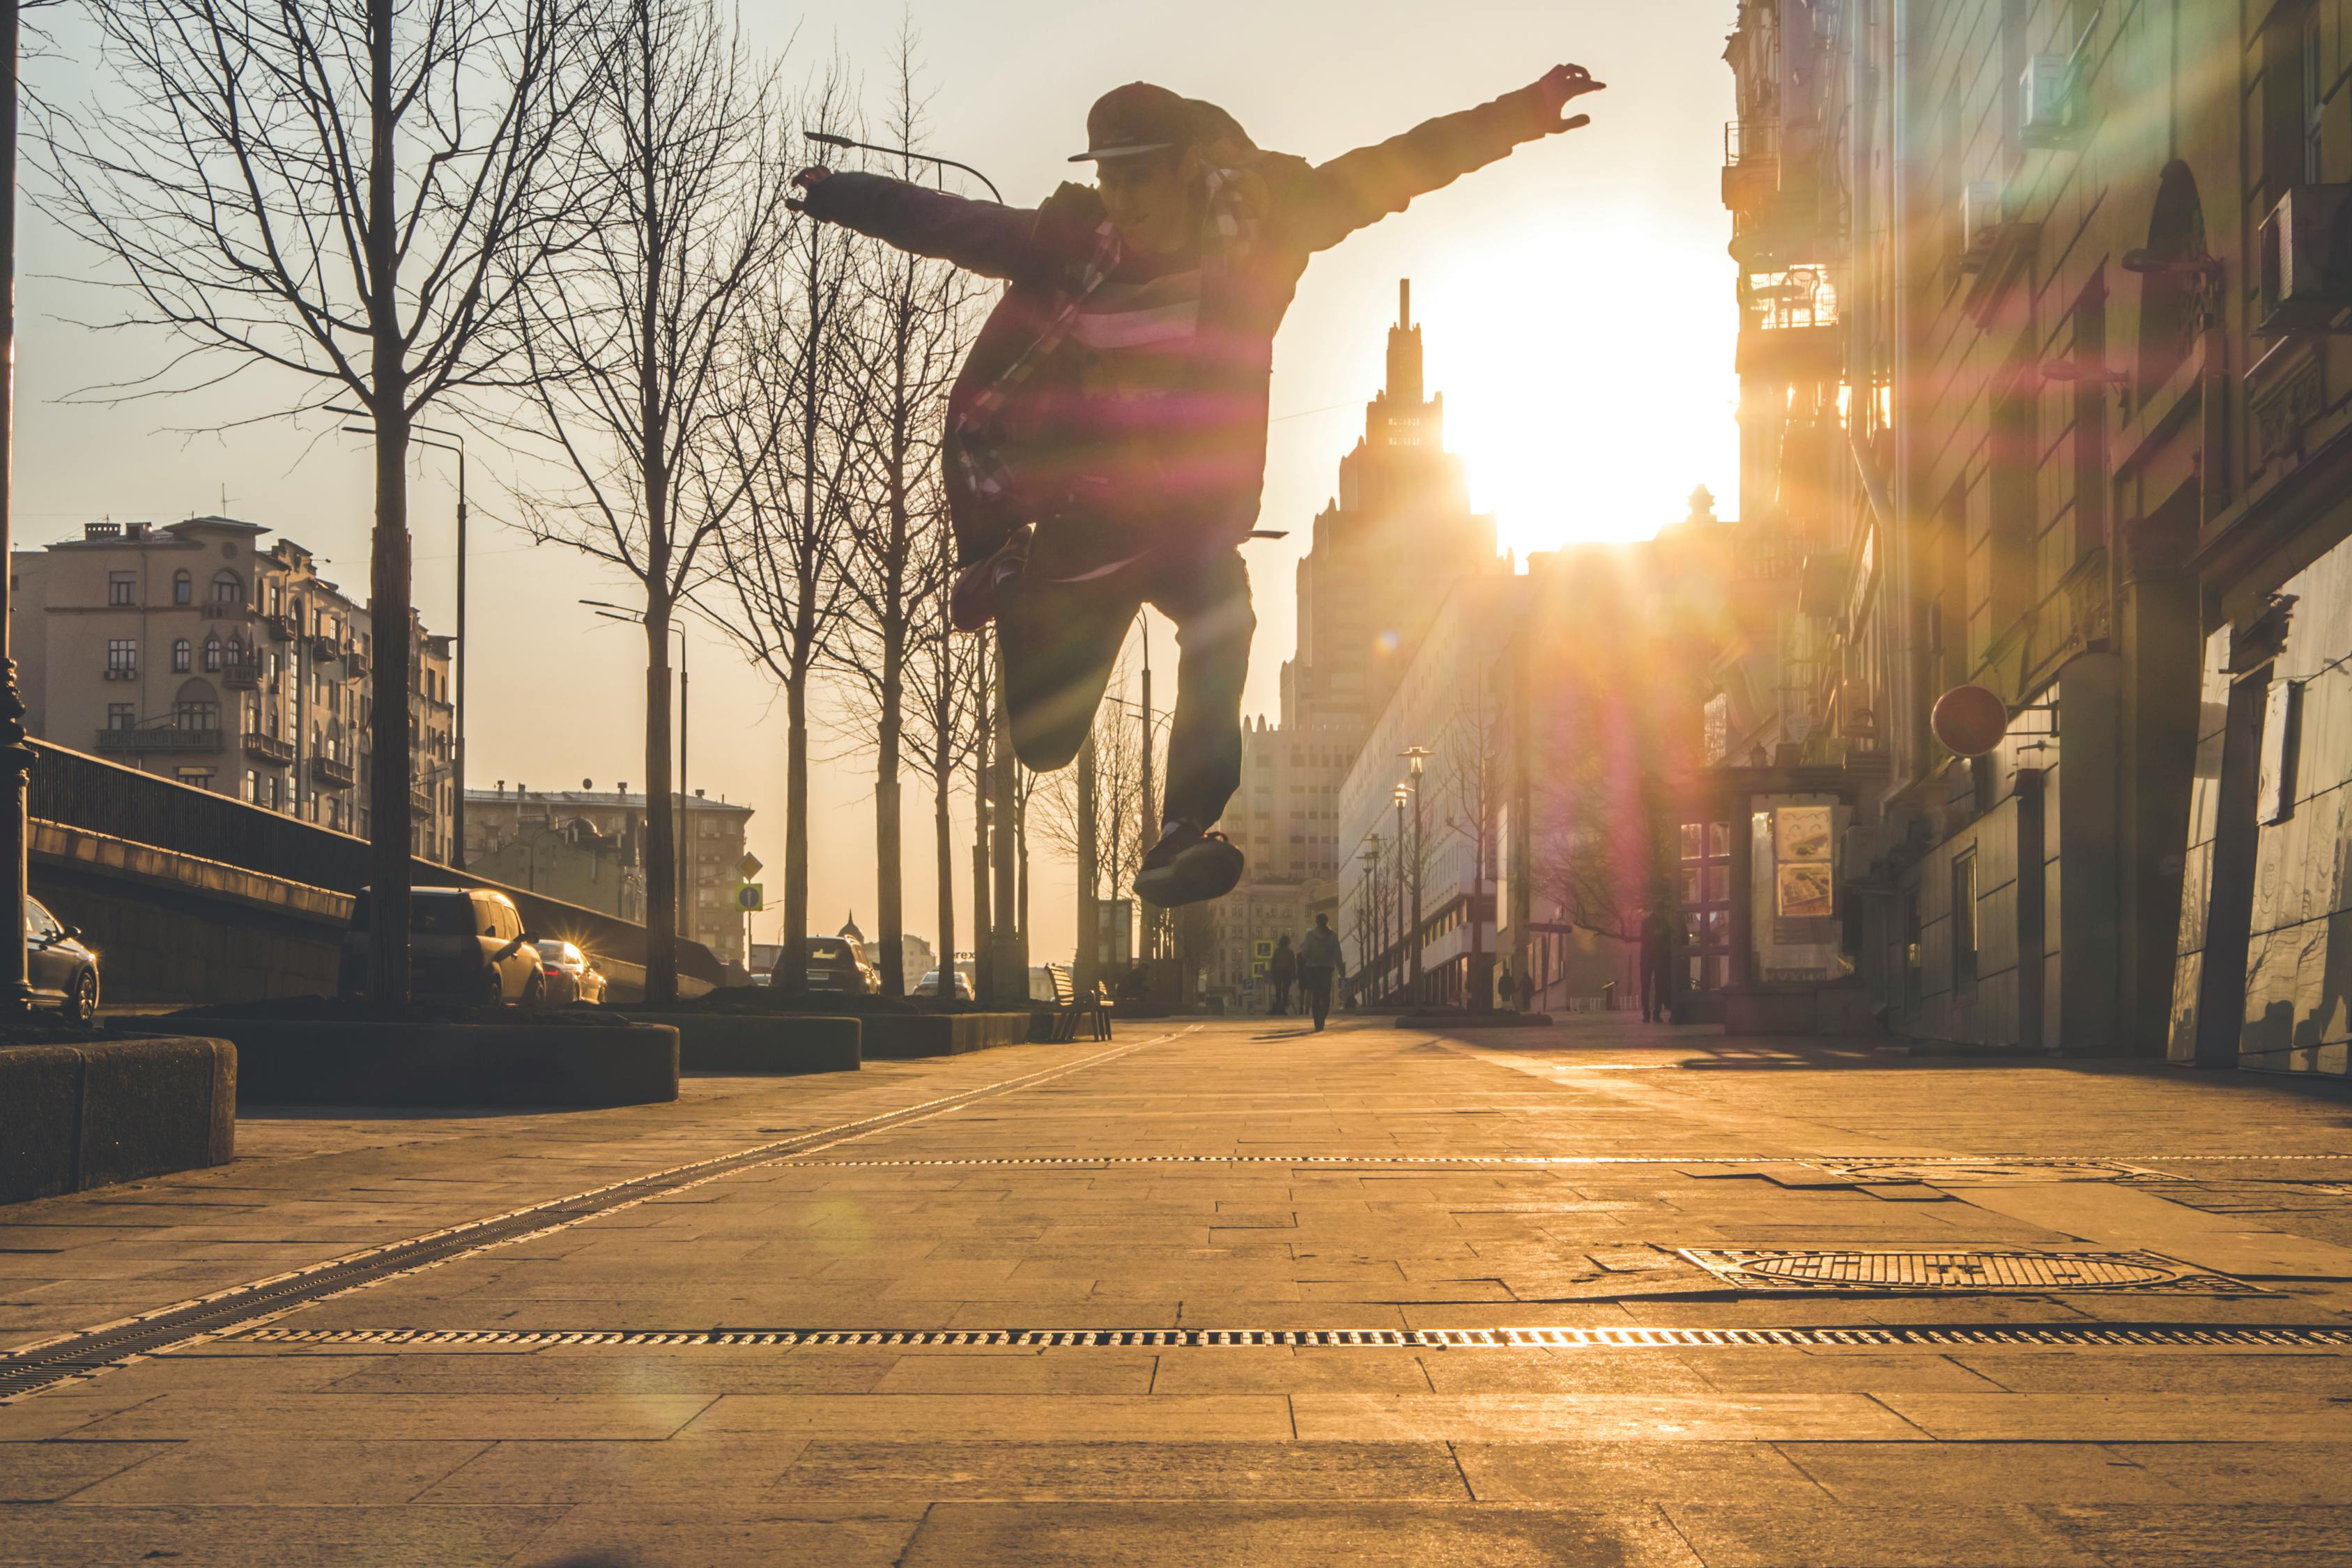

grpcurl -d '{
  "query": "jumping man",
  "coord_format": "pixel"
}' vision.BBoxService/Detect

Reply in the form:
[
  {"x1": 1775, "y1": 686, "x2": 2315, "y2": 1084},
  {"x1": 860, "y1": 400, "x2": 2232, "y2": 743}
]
[{"x1": 792, "y1": 65, "x2": 1605, "y2": 906}]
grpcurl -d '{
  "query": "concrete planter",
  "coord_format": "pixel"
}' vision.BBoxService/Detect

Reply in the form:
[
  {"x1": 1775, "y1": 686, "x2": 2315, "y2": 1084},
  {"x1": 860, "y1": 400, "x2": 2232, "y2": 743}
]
[
  {"x1": 1, "y1": 1036, "x2": 236, "y2": 1204},
  {"x1": 198, "y1": 1018, "x2": 679, "y2": 1107},
  {"x1": 624, "y1": 1013, "x2": 859, "y2": 1074},
  {"x1": 862, "y1": 1011, "x2": 1034, "y2": 1059}
]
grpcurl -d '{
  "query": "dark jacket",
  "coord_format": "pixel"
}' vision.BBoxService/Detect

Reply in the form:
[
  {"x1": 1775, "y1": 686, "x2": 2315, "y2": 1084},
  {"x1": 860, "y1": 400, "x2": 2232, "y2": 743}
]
[
  {"x1": 802, "y1": 86, "x2": 1555, "y2": 567},
  {"x1": 1298, "y1": 925, "x2": 1344, "y2": 971},
  {"x1": 1269, "y1": 939, "x2": 1298, "y2": 980}
]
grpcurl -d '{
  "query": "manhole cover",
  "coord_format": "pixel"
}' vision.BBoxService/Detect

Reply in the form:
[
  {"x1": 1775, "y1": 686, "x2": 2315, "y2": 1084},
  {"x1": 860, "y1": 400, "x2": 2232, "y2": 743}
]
[
  {"x1": 1807, "y1": 1159, "x2": 2177, "y2": 1185},
  {"x1": 1680, "y1": 1247, "x2": 2260, "y2": 1294}
]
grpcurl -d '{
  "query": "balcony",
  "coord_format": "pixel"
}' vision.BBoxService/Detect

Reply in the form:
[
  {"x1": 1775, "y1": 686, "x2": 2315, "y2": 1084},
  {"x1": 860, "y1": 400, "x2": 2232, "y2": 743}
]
[
  {"x1": 308, "y1": 633, "x2": 342, "y2": 663},
  {"x1": 221, "y1": 656, "x2": 261, "y2": 690},
  {"x1": 1721, "y1": 118, "x2": 1778, "y2": 213},
  {"x1": 262, "y1": 613, "x2": 295, "y2": 643},
  {"x1": 309, "y1": 755, "x2": 355, "y2": 790},
  {"x1": 201, "y1": 601, "x2": 255, "y2": 623},
  {"x1": 96, "y1": 725, "x2": 222, "y2": 756},
  {"x1": 243, "y1": 730, "x2": 295, "y2": 765}
]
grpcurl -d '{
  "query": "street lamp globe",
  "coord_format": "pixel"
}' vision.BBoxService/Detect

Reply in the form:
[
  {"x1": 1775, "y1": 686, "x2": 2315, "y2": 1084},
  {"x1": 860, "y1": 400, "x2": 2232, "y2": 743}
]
[
  {"x1": 1401, "y1": 744, "x2": 1432, "y2": 778},
  {"x1": 1394, "y1": 783, "x2": 1411, "y2": 804}
]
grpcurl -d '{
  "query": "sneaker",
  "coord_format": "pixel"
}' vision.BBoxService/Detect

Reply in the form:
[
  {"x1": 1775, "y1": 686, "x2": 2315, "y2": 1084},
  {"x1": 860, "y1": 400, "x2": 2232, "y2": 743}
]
[
  {"x1": 1134, "y1": 824, "x2": 1245, "y2": 907},
  {"x1": 949, "y1": 524, "x2": 1034, "y2": 633}
]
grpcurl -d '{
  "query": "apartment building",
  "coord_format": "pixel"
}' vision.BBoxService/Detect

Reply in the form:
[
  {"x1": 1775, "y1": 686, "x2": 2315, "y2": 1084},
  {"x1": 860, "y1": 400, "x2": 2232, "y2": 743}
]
[{"x1": 10, "y1": 515, "x2": 455, "y2": 859}]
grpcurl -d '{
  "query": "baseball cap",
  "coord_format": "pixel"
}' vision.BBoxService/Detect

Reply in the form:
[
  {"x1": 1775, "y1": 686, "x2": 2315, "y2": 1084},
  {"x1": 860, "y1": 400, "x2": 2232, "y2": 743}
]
[{"x1": 1070, "y1": 82, "x2": 1194, "y2": 162}]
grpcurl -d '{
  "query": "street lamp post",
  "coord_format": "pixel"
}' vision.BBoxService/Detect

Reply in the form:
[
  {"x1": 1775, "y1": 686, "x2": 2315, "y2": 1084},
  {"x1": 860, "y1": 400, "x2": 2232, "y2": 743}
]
[
  {"x1": 586, "y1": 601, "x2": 688, "y2": 941},
  {"x1": 1401, "y1": 745, "x2": 1431, "y2": 998},
  {"x1": 0, "y1": 0, "x2": 29, "y2": 1017},
  {"x1": 1393, "y1": 784, "x2": 1411, "y2": 1005},
  {"x1": 1360, "y1": 838, "x2": 1382, "y2": 1008}
]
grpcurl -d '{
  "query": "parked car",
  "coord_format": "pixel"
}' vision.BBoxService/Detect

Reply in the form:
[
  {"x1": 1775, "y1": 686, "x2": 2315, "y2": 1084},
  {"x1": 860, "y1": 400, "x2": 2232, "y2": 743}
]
[
  {"x1": 25, "y1": 896, "x2": 98, "y2": 1022},
  {"x1": 777, "y1": 935, "x2": 878, "y2": 995},
  {"x1": 339, "y1": 886, "x2": 544, "y2": 1007},
  {"x1": 917, "y1": 967, "x2": 976, "y2": 1001},
  {"x1": 535, "y1": 939, "x2": 608, "y2": 1005}
]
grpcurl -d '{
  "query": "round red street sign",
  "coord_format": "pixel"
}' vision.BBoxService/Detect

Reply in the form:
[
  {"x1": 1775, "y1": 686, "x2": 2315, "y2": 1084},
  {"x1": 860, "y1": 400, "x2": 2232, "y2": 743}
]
[{"x1": 1932, "y1": 684, "x2": 2010, "y2": 758}]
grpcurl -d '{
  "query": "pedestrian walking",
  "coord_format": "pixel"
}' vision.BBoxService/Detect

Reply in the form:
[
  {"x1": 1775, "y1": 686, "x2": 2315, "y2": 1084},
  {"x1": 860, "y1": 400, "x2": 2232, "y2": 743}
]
[
  {"x1": 1638, "y1": 904, "x2": 1675, "y2": 1023},
  {"x1": 1496, "y1": 963, "x2": 1514, "y2": 1013},
  {"x1": 1516, "y1": 969, "x2": 1537, "y2": 1015},
  {"x1": 1298, "y1": 914, "x2": 1344, "y2": 1031},
  {"x1": 791, "y1": 66, "x2": 1606, "y2": 910},
  {"x1": 1268, "y1": 934, "x2": 1297, "y2": 1015}
]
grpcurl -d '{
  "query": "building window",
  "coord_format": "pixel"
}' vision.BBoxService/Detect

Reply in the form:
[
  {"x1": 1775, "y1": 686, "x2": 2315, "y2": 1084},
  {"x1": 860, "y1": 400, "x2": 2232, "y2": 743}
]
[
  {"x1": 107, "y1": 638, "x2": 137, "y2": 673},
  {"x1": 2307, "y1": 6, "x2": 2327, "y2": 183},
  {"x1": 176, "y1": 767, "x2": 215, "y2": 790},
  {"x1": 1953, "y1": 849, "x2": 1980, "y2": 989},
  {"x1": 108, "y1": 571, "x2": 135, "y2": 606},
  {"x1": 174, "y1": 569, "x2": 192, "y2": 604},
  {"x1": 107, "y1": 702, "x2": 134, "y2": 730},
  {"x1": 171, "y1": 638, "x2": 192, "y2": 673},
  {"x1": 210, "y1": 569, "x2": 242, "y2": 604},
  {"x1": 202, "y1": 637, "x2": 222, "y2": 672},
  {"x1": 174, "y1": 699, "x2": 220, "y2": 731},
  {"x1": 243, "y1": 769, "x2": 259, "y2": 802}
]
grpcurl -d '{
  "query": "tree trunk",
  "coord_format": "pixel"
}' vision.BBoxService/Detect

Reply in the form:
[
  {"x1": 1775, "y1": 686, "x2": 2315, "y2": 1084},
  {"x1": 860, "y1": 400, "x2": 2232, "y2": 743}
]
[
  {"x1": 642, "y1": 601, "x2": 677, "y2": 1004},
  {"x1": 1075, "y1": 732, "x2": 1098, "y2": 991},
  {"x1": 781, "y1": 655, "x2": 810, "y2": 994},
  {"x1": 970, "y1": 640, "x2": 992, "y2": 1002},
  {"x1": 364, "y1": 0, "x2": 414, "y2": 1006},
  {"x1": 875, "y1": 640, "x2": 904, "y2": 998},
  {"x1": 990, "y1": 645, "x2": 1020, "y2": 1002},
  {"x1": 933, "y1": 748, "x2": 955, "y2": 998}
]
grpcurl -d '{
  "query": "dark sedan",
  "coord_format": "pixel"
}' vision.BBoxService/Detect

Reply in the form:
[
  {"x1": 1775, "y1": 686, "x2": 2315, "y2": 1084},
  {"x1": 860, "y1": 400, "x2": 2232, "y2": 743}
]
[{"x1": 25, "y1": 896, "x2": 98, "y2": 1022}]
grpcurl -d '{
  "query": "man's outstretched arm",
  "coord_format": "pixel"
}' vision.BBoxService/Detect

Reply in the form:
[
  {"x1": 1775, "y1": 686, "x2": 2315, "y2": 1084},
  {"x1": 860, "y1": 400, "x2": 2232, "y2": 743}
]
[
  {"x1": 1293, "y1": 64, "x2": 1606, "y2": 252},
  {"x1": 792, "y1": 167, "x2": 1040, "y2": 282}
]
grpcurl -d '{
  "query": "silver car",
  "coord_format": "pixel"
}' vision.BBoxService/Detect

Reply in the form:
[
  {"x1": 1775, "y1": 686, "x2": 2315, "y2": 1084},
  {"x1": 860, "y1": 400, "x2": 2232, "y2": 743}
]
[{"x1": 534, "y1": 939, "x2": 608, "y2": 1006}]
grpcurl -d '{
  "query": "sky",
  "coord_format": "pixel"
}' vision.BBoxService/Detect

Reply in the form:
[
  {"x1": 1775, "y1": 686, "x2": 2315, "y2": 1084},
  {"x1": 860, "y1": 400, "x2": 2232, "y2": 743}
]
[{"x1": 15, "y1": 0, "x2": 1740, "y2": 966}]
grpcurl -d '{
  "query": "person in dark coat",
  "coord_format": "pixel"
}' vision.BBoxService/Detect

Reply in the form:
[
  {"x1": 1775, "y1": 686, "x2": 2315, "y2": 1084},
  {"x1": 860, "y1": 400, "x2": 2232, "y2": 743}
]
[
  {"x1": 1298, "y1": 914, "x2": 1344, "y2": 1031},
  {"x1": 1638, "y1": 905, "x2": 1675, "y2": 1022},
  {"x1": 792, "y1": 66, "x2": 1606, "y2": 908},
  {"x1": 1268, "y1": 933, "x2": 1298, "y2": 1015}
]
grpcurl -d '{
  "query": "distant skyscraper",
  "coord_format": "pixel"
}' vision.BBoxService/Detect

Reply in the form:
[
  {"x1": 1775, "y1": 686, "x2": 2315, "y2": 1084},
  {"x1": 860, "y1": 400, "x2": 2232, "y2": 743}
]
[{"x1": 1210, "y1": 282, "x2": 1502, "y2": 1003}]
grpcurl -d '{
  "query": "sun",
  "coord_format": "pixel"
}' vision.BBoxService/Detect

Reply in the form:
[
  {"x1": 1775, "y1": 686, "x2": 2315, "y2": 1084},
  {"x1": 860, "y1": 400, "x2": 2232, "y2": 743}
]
[{"x1": 1415, "y1": 213, "x2": 1742, "y2": 554}]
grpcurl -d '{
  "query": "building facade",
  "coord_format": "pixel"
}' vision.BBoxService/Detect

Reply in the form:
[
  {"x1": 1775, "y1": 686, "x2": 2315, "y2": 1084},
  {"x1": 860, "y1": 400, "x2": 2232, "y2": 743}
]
[
  {"x1": 464, "y1": 783, "x2": 753, "y2": 969},
  {"x1": 11, "y1": 515, "x2": 454, "y2": 859},
  {"x1": 1716, "y1": 0, "x2": 2352, "y2": 1070}
]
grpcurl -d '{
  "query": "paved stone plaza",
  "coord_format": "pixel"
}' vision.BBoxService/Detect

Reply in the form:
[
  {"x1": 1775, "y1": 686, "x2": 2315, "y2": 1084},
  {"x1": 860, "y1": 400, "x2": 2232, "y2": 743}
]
[{"x1": 7, "y1": 1015, "x2": 2352, "y2": 1565}]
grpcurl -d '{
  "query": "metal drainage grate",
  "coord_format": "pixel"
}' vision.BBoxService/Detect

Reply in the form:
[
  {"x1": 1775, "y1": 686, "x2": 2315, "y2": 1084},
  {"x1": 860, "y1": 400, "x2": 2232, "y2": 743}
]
[
  {"x1": 1680, "y1": 1247, "x2": 2260, "y2": 1294},
  {"x1": 223, "y1": 1321, "x2": 2352, "y2": 1351},
  {"x1": 0, "y1": 1034, "x2": 1163, "y2": 1404},
  {"x1": 1807, "y1": 1159, "x2": 2180, "y2": 1185}
]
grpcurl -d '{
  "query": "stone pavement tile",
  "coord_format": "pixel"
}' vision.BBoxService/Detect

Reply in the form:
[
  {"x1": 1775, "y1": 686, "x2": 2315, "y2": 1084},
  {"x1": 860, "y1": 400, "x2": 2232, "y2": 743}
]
[
  {"x1": 903, "y1": 1504, "x2": 1712, "y2": 1560},
  {"x1": 2114, "y1": 1442, "x2": 2352, "y2": 1502},
  {"x1": 71, "y1": 1392, "x2": 718, "y2": 1442},
  {"x1": 416, "y1": 1437, "x2": 811, "y2": 1504},
  {"x1": 0, "y1": 1389, "x2": 169, "y2": 1442},
  {"x1": 1775, "y1": 1441, "x2": 2187, "y2": 1503},
  {"x1": 1660, "y1": 1500, "x2": 2110, "y2": 1567},
  {"x1": 949, "y1": 1300, "x2": 1186, "y2": 1330},
  {"x1": 0, "y1": 1501, "x2": 565, "y2": 1568},
  {"x1": 893, "y1": 1501, "x2": 1705, "y2": 1567},
  {"x1": 1946, "y1": 1350, "x2": 2352, "y2": 1394},
  {"x1": 322, "y1": 1348, "x2": 907, "y2": 1396},
  {"x1": 1288, "y1": 1393, "x2": 1925, "y2": 1443},
  {"x1": 2035, "y1": 1503, "x2": 2352, "y2": 1566},
  {"x1": 1683, "y1": 1351, "x2": 2009, "y2": 1394},
  {"x1": 776, "y1": 1440, "x2": 1470, "y2": 1501},
  {"x1": 1874, "y1": 1392, "x2": 2352, "y2": 1440},
  {"x1": 66, "y1": 1437, "x2": 491, "y2": 1505},
  {"x1": 683, "y1": 1394, "x2": 1294, "y2": 1443},
  {"x1": 1450, "y1": 1440, "x2": 1816, "y2": 1502},
  {"x1": 869, "y1": 1352, "x2": 1158, "y2": 1394},
  {"x1": 505, "y1": 1505, "x2": 926, "y2": 1568},
  {"x1": 1167, "y1": 1300, "x2": 1405, "y2": 1330},
  {"x1": 1146, "y1": 1348, "x2": 1435, "y2": 1394},
  {"x1": 1414, "y1": 1350, "x2": 1716, "y2": 1394},
  {"x1": 0, "y1": 1442, "x2": 176, "y2": 1501}
]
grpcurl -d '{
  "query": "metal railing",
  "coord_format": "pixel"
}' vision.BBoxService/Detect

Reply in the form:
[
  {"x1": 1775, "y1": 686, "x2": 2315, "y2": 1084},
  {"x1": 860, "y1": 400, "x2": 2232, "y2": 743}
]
[
  {"x1": 309, "y1": 755, "x2": 355, "y2": 789},
  {"x1": 1723, "y1": 118, "x2": 1779, "y2": 166},
  {"x1": 243, "y1": 731, "x2": 294, "y2": 765}
]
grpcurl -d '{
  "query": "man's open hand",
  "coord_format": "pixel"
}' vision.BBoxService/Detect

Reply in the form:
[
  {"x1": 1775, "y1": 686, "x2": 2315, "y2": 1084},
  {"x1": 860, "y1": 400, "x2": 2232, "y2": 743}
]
[
  {"x1": 1531, "y1": 63, "x2": 1606, "y2": 132},
  {"x1": 788, "y1": 165, "x2": 831, "y2": 214}
]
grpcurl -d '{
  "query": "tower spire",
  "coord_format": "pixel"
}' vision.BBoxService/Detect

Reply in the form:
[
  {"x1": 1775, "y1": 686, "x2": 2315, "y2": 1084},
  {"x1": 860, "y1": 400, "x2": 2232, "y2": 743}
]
[{"x1": 1385, "y1": 278, "x2": 1423, "y2": 407}]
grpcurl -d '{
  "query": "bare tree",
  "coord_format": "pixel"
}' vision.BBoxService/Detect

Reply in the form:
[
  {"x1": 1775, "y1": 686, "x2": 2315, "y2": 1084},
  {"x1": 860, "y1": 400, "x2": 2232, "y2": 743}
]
[
  {"x1": 710, "y1": 74, "x2": 862, "y2": 994},
  {"x1": 829, "y1": 31, "x2": 978, "y2": 999},
  {"x1": 1437, "y1": 677, "x2": 1503, "y2": 1009},
  {"x1": 1031, "y1": 650, "x2": 1148, "y2": 900},
  {"x1": 45, "y1": 0, "x2": 606, "y2": 1000},
  {"x1": 509, "y1": 0, "x2": 790, "y2": 1002},
  {"x1": 899, "y1": 557, "x2": 983, "y2": 997}
]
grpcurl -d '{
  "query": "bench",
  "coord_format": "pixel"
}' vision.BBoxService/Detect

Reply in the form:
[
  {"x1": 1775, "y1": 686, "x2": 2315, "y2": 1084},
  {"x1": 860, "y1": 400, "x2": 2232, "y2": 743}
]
[{"x1": 1040, "y1": 962, "x2": 1114, "y2": 1043}]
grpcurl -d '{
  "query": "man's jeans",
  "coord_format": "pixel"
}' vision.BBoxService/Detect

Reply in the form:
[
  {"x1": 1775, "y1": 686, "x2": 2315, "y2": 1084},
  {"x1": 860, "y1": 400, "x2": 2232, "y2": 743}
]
[
  {"x1": 1300, "y1": 968, "x2": 1335, "y2": 1029},
  {"x1": 997, "y1": 531, "x2": 1254, "y2": 830}
]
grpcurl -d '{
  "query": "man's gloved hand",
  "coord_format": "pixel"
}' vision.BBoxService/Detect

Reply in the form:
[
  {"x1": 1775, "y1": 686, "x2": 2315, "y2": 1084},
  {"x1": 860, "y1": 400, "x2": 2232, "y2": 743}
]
[
  {"x1": 788, "y1": 165, "x2": 831, "y2": 215},
  {"x1": 1529, "y1": 63, "x2": 1606, "y2": 133}
]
